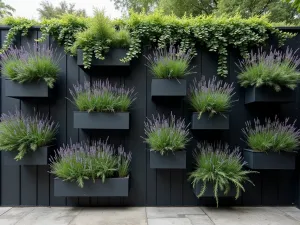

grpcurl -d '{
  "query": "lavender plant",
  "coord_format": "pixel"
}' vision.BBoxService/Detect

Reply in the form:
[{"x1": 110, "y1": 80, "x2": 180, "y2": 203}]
[
  {"x1": 242, "y1": 117, "x2": 300, "y2": 153},
  {"x1": 0, "y1": 43, "x2": 61, "y2": 88},
  {"x1": 50, "y1": 139, "x2": 132, "y2": 188},
  {"x1": 0, "y1": 110, "x2": 58, "y2": 160},
  {"x1": 145, "y1": 45, "x2": 195, "y2": 79},
  {"x1": 69, "y1": 79, "x2": 136, "y2": 112},
  {"x1": 237, "y1": 47, "x2": 300, "y2": 92},
  {"x1": 189, "y1": 76, "x2": 236, "y2": 119},
  {"x1": 188, "y1": 142, "x2": 255, "y2": 207},
  {"x1": 142, "y1": 113, "x2": 190, "y2": 155}
]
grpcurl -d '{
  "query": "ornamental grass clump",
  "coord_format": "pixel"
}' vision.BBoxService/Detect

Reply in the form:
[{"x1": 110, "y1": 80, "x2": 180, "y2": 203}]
[
  {"x1": 69, "y1": 79, "x2": 136, "y2": 112},
  {"x1": 189, "y1": 76, "x2": 236, "y2": 119},
  {"x1": 70, "y1": 9, "x2": 130, "y2": 68},
  {"x1": 145, "y1": 45, "x2": 194, "y2": 79},
  {"x1": 189, "y1": 142, "x2": 255, "y2": 207},
  {"x1": 242, "y1": 117, "x2": 300, "y2": 153},
  {"x1": 0, "y1": 110, "x2": 58, "y2": 160},
  {"x1": 237, "y1": 47, "x2": 300, "y2": 92},
  {"x1": 0, "y1": 43, "x2": 61, "y2": 88},
  {"x1": 50, "y1": 139, "x2": 132, "y2": 188},
  {"x1": 143, "y1": 113, "x2": 190, "y2": 155}
]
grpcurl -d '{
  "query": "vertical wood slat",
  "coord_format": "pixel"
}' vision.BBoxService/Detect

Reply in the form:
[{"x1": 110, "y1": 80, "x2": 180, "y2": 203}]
[
  {"x1": 36, "y1": 31, "x2": 50, "y2": 206},
  {"x1": 49, "y1": 36, "x2": 67, "y2": 206},
  {"x1": 19, "y1": 30, "x2": 38, "y2": 206},
  {"x1": 0, "y1": 30, "x2": 21, "y2": 206}
]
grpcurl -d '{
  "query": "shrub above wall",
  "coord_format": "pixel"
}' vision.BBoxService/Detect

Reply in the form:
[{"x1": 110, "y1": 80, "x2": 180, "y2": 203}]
[{"x1": 0, "y1": 12, "x2": 295, "y2": 76}]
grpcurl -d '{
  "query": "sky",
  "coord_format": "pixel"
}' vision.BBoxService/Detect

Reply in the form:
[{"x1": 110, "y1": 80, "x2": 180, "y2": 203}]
[{"x1": 7, "y1": 0, "x2": 122, "y2": 19}]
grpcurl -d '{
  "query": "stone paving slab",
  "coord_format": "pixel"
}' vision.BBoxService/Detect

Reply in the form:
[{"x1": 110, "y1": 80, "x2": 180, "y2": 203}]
[
  {"x1": 185, "y1": 215, "x2": 215, "y2": 225},
  {"x1": 202, "y1": 207, "x2": 300, "y2": 225},
  {"x1": 146, "y1": 207, "x2": 205, "y2": 218},
  {"x1": 0, "y1": 207, "x2": 35, "y2": 225},
  {"x1": 148, "y1": 218, "x2": 192, "y2": 225},
  {"x1": 69, "y1": 207, "x2": 147, "y2": 225},
  {"x1": 0, "y1": 207, "x2": 11, "y2": 216},
  {"x1": 14, "y1": 207, "x2": 82, "y2": 225}
]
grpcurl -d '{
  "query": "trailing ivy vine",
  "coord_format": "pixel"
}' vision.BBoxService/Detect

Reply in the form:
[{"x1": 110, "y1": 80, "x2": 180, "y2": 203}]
[
  {"x1": 0, "y1": 17, "x2": 35, "y2": 53},
  {"x1": 38, "y1": 14, "x2": 88, "y2": 54},
  {"x1": 121, "y1": 11, "x2": 295, "y2": 76},
  {"x1": 0, "y1": 11, "x2": 295, "y2": 76}
]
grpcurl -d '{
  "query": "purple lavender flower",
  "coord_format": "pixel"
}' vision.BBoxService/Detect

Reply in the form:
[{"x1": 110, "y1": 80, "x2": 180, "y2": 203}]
[
  {"x1": 50, "y1": 138, "x2": 132, "y2": 187},
  {"x1": 69, "y1": 79, "x2": 136, "y2": 112},
  {"x1": 142, "y1": 113, "x2": 191, "y2": 155},
  {"x1": 237, "y1": 47, "x2": 300, "y2": 91}
]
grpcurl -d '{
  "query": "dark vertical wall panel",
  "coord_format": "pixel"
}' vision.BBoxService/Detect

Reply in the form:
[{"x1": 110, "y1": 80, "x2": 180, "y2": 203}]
[
  {"x1": 0, "y1": 28, "x2": 299, "y2": 206},
  {"x1": 1, "y1": 29, "x2": 21, "y2": 206}
]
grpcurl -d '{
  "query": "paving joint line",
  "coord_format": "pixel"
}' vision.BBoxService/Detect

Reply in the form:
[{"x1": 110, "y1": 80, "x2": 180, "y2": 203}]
[{"x1": 67, "y1": 207, "x2": 84, "y2": 225}]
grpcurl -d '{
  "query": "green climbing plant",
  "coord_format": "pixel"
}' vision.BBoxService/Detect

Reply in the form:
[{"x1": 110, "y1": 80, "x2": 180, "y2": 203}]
[
  {"x1": 0, "y1": 11, "x2": 295, "y2": 76},
  {"x1": 0, "y1": 17, "x2": 36, "y2": 53}
]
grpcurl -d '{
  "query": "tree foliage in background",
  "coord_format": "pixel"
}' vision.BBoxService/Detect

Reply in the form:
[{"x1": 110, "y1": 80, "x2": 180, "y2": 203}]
[
  {"x1": 111, "y1": 0, "x2": 300, "y2": 23},
  {"x1": 37, "y1": 0, "x2": 87, "y2": 19},
  {"x1": 216, "y1": 0, "x2": 300, "y2": 24},
  {"x1": 112, "y1": 0, "x2": 158, "y2": 14},
  {"x1": 0, "y1": 0, "x2": 15, "y2": 18},
  {"x1": 158, "y1": 0, "x2": 217, "y2": 17}
]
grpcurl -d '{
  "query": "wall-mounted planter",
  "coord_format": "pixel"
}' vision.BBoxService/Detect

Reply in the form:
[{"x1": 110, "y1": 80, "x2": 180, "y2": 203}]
[
  {"x1": 243, "y1": 149, "x2": 296, "y2": 170},
  {"x1": 193, "y1": 182, "x2": 238, "y2": 197},
  {"x1": 73, "y1": 111, "x2": 130, "y2": 130},
  {"x1": 244, "y1": 86, "x2": 295, "y2": 104},
  {"x1": 151, "y1": 79, "x2": 186, "y2": 97},
  {"x1": 77, "y1": 49, "x2": 129, "y2": 67},
  {"x1": 149, "y1": 150, "x2": 186, "y2": 169},
  {"x1": 54, "y1": 177, "x2": 129, "y2": 197},
  {"x1": 4, "y1": 79, "x2": 50, "y2": 98},
  {"x1": 191, "y1": 112, "x2": 229, "y2": 130},
  {"x1": 2, "y1": 146, "x2": 50, "y2": 166}
]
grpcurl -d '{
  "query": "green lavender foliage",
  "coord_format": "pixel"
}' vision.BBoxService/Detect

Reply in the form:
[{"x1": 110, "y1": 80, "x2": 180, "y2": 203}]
[
  {"x1": 189, "y1": 76, "x2": 236, "y2": 118},
  {"x1": 145, "y1": 45, "x2": 195, "y2": 79},
  {"x1": 237, "y1": 47, "x2": 300, "y2": 91},
  {"x1": 188, "y1": 142, "x2": 255, "y2": 207},
  {"x1": 242, "y1": 117, "x2": 300, "y2": 152},
  {"x1": 0, "y1": 43, "x2": 61, "y2": 88},
  {"x1": 0, "y1": 110, "x2": 58, "y2": 160},
  {"x1": 50, "y1": 139, "x2": 132, "y2": 188},
  {"x1": 69, "y1": 79, "x2": 136, "y2": 112},
  {"x1": 143, "y1": 113, "x2": 190, "y2": 155}
]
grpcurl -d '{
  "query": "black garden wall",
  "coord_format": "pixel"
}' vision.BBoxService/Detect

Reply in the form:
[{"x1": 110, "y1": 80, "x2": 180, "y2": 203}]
[{"x1": 1, "y1": 27, "x2": 300, "y2": 207}]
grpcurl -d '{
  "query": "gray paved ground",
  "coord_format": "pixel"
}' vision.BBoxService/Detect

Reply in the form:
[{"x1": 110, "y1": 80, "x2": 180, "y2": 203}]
[{"x1": 0, "y1": 206, "x2": 299, "y2": 225}]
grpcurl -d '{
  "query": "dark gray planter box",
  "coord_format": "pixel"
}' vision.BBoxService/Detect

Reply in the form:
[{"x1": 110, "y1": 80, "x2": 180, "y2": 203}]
[
  {"x1": 193, "y1": 182, "x2": 238, "y2": 197},
  {"x1": 243, "y1": 149, "x2": 296, "y2": 170},
  {"x1": 73, "y1": 112, "x2": 130, "y2": 129},
  {"x1": 149, "y1": 151, "x2": 186, "y2": 169},
  {"x1": 54, "y1": 177, "x2": 129, "y2": 197},
  {"x1": 191, "y1": 112, "x2": 229, "y2": 130},
  {"x1": 3, "y1": 146, "x2": 50, "y2": 166},
  {"x1": 151, "y1": 79, "x2": 186, "y2": 97},
  {"x1": 77, "y1": 49, "x2": 129, "y2": 67},
  {"x1": 5, "y1": 79, "x2": 50, "y2": 98},
  {"x1": 245, "y1": 86, "x2": 295, "y2": 104}
]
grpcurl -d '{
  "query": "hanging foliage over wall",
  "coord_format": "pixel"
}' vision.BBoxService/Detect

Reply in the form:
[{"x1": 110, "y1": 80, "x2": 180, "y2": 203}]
[{"x1": 0, "y1": 11, "x2": 295, "y2": 76}]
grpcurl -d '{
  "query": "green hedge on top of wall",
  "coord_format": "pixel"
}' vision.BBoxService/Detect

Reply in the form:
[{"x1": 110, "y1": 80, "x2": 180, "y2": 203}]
[{"x1": 0, "y1": 11, "x2": 295, "y2": 76}]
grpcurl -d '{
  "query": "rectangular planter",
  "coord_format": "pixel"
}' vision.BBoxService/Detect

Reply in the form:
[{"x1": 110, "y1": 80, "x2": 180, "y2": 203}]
[
  {"x1": 243, "y1": 149, "x2": 296, "y2": 170},
  {"x1": 245, "y1": 86, "x2": 295, "y2": 104},
  {"x1": 3, "y1": 146, "x2": 50, "y2": 166},
  {"x1": 54, "y1": 177, "x2": 129, "y2": 197},
  {"x1": 73, "y1": 112, "x2": 130, "y2": 130},
  {"x1": 151, "y1": 79, "x2": 186, "y2": 97},
  {"x1": 149, "y1": 150, "x2": 186, "y2": 169},
  {"x1": 77, "y1": 49, "x2": 129, "y2": 67},
  {"x1": 193, "y1": 182, "x2": 237, "y2": 197},
  {"x1": 191, "y1": 112, "x2": 229, "y2": 130},
  {"x1": 4, "y1": 79, "x2": 50, "y2": 98}
]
